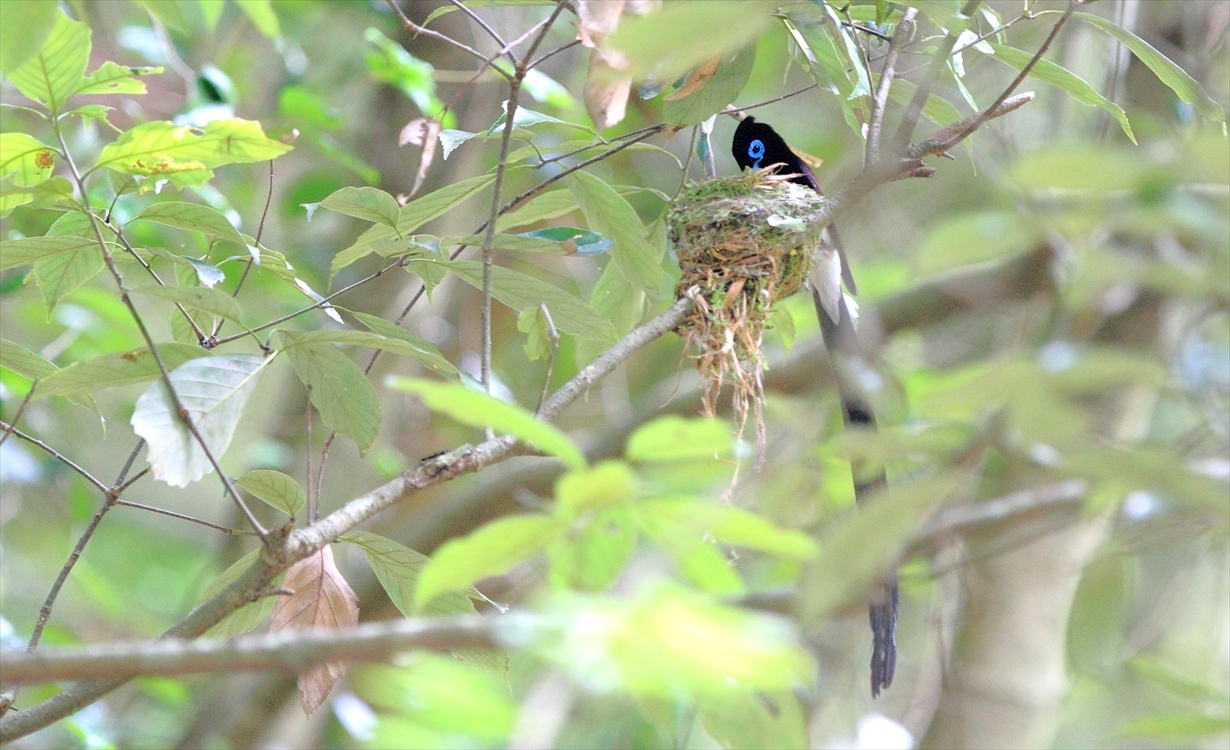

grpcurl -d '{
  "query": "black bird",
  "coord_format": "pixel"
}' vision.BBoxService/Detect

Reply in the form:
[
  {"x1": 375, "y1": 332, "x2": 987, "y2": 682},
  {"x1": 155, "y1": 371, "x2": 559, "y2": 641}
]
[{"x1": 731, "y1": 115, "x2": 898, "y2": 698}]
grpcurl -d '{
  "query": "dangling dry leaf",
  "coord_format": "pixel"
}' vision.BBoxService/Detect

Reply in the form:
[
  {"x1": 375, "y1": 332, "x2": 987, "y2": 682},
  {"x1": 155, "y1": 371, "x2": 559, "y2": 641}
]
[
  {"x1": 577, "y1": 0, "x2": 625, "y2": 48},
  {"x1": 584, "y1": 51, "x2": 632, "y2": 132},
  {"x1": 399, "y1": 117, "x2": 442, "y2": 199},
  {"x1": 269, "y1": 545, "x2": 360, "y2": 715}
]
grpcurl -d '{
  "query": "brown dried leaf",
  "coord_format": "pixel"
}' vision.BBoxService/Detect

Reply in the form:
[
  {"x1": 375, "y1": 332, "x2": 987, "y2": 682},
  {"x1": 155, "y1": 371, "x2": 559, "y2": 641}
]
[
  {"x1": 399, "y1": 117, "x2": 442, "y2": 199},
  {"x1": 577, "y1": 0, "x2": 625, "y2": 47},
  {"x1": 269, "y1": 545, "x2": 360, "y2": 715},
  {"x1": 584, "y1": 51, "x2": 632, "y2": 132}
]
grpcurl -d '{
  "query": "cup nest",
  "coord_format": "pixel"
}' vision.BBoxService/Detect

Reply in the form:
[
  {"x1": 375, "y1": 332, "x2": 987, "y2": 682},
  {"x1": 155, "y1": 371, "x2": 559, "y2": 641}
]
[{"x1": 668, "y1": 173, "x2": 824, "y2": 462}]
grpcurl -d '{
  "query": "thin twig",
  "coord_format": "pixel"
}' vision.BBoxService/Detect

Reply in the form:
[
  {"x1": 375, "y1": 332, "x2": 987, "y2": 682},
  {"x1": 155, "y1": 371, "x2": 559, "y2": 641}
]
[
  {"x1": 0, "y1": 381, "x2": 38, "y2": 450},
  {"x1": 214, "y1": 160, "x2": 276, "y2": 339},
  {"x1": 842, "y1": 20, "x2": 893, "y2": 42},
  {"x1": 213, "y1": 260, "x2": 401, "y2": 346},
  {"x1": 116, "y1": 500, "x2": 252, "y2": 535},
  {"x1": 0, "y1": 420, "x2": 108, "y2": 493},
  {"x1": 385, "y1": 0, "x2": 513, "y2": 79},
  {"x1": 534, "y1": 303, "x2": 560, "y2": 415},
  {"x1": 952, "y1": 2, "x2": 1039, "y2": 54},
  {"x1": 450, "y1": 0, "x2": 511, "y2": 61},
  {"x1": 113, "y1": 439, "x2": 145, "y2": 487},
  {"x1": 528, "y1": 39, "x2": 581, "y2": 70},
  {"x1": 891, "y1": 0, "x2": 985, "y2": 152},
  {"x1": 867, "y1": 8, "x2": 918, "y2": 166},
  {"x1": 932, "y1": 0, "x2": 1080, "y2": 154}
]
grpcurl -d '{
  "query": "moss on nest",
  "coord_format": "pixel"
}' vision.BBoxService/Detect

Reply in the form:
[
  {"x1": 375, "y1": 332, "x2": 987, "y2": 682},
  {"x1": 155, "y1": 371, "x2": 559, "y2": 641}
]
[{"x1": 668, "y1": 173, "x2": 825, "y2": 462}]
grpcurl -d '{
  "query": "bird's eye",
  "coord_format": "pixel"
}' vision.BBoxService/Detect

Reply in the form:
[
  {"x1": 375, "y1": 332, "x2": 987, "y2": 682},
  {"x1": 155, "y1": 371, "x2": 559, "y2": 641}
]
[{"x1": 748, "y1": 139, "x2": 765, "y2": 166}]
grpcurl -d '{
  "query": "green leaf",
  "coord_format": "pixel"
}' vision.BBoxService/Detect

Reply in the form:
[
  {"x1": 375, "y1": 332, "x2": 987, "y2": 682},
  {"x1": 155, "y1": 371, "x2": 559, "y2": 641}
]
[
  {"x1": 4, "y1": 11, "x2": 89, "y2": 115},
  {"x1": 131, "y1": 354, "x2": 270, "y2": 487},
  {"x1": 0, "y1": 1, "x2": 61, "y2": 74},
  {"x1": 608, "y1": 1, "x2": 773, "y2": 81},
  {"x1": 639, "y1": 516, "x2": 746, "y2": 595},
  {"x1": 0, "y1": 132, "x2": 56, "y2": 187},
  {"x1": 0, "y1": 235, "x2": 99, "y2": 272},
  {"x1": 197, "y1": 549, "x2": 280, "y2": 638},
  {"x1": 886, "y1": 77, "x2": 964, "y2": 128},
  {"x1": 1120, "y1": 712, "x2": 1230, "y2": 742},
  {"x1": 984, "y1": 43, "x2": 1135, "y2": 144},
  {"x1": 516, "y1": 304, "x2": 552, "y2": 361},
  {"x1": 346, "y1": 311, "x2": 458, "y2": 378},
  {"x1": 664, "y1": 45, "x2": 757, "y2": 127},
  {"x1": 134, "y1": 201, "x2": 248, "y2": 247},
  {"x1": 626, "y1": 417, "x2": 733, "y2": 463},
  {"x1": 330, "y1": 173, "x2": 494, "y2": 277},
  {"x1": 235, "y1": 0, "x2": 281, "y2": 39},
  {"x1": 131, "y1": 285, "x2": 244, "y2": 324},
  {"x1": 640, "y1": 500, "x2": 819, "y2": 559},
  {"x1": 0, "y1": 337, "x2": 57, "y2": 381},
  {"x1": 386, "y1": 376, "x2": 585, "y2": 468},
  {"x1": 278, "y1": 330, "x2": 382, "y2": 454},
  {"x1": 919, "y1": 210, "x2": 1040, "y2": 273},
  {"x1": 409, "y1": 259, "x2": 616, "y2": 342},
  {"x1": 547, "y1": 507, "x2": 637, "y2": 591},
  {"x1": 343, "y1": 530, "x2": 511, "y2": 671},
  {"x1": 74, "y1": 61, "x2": 163, "y2": 96},
  {"x1": 577, "y1": 257, "x2": 645, "y2": 366},
  {"x1": 698, "y1": 689, "x2": 809, "y2": 750},
  {"x1": 782, "y1": 11, "x2": 853, "y2": 99},
  {"x1": 555, "y1": 461, "x2": 637, "y2": 518},
  {"x1": 495, "y1": 189, "x2": 582, "y2": 231},
  {"x1": 236, "y1": 469, "x2": 305, "y2": 516},
  {"x1": 92, "y1": 118, "x2": 293, "y2": 187},
  {"x1": 568, "y1": 171, "x2": 663, "y2": 290},
  {"x1": 414, "y1": 514, "x2": 562, "y2": 609},
  {"x1": 199, "y1": 0, "x2": 226, "y2": 30},
  {"x1": 1074, "y1": 11, "x2": 1225, "y2": 123},
  {"x1": 314, "y1": 186, "x2": 401, "y2": 231},
  {"x1": 28, "y1": 210, "x2": 103, "y2": 318},
  {"x1": 35, "y1": 344, "x2": 211, "y2": 399},
  {"x1": 798, "y1": 474, "x2": 960, "y2": 625}
]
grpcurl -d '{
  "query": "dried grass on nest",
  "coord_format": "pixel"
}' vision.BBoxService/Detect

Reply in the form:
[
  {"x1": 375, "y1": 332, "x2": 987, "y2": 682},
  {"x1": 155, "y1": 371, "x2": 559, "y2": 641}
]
[{"x1": 668, "y1": 172, "x2": 825, "y2": 464}]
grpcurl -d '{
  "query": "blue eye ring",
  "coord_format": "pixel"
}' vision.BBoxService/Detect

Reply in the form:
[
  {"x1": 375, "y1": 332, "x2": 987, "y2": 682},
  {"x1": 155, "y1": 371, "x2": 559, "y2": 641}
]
[{"x1": 747, "y1": 138, "x2": 765, "y2": 167}]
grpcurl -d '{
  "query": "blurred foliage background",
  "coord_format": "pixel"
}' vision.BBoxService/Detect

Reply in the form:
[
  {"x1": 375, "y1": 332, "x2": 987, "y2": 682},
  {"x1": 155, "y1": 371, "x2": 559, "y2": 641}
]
[{"x1": 1, "y1": 1, "x2": 1227, "y2": 748}]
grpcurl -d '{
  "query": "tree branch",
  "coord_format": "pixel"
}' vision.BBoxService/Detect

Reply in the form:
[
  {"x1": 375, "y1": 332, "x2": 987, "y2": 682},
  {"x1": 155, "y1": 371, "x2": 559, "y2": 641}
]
[
  {"x1": 0, "y1": 616, "x2": 499, "y2": 684},
  {"x1": 0, "y1": 296, "x2": 693, "y2": 742}
]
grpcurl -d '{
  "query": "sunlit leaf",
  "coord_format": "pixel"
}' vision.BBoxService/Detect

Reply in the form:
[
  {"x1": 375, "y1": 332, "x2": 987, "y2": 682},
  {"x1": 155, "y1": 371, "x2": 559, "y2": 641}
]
[
  {"x1": 74, "y1": 61, "x2": 163, "y2": 96},
  {"x1": 414, "y1": 514, "x2": 562, "y2": 609},
  {"x1": 0, "y1": 0, "x2": 60, "y2": 74},
  {"x1": 626, "y1": 417, "x2": 733, "y2": 463},
  {"x1": 92, "y1": 118, "x2": 292, "y2": 187},
  {"x1": 0, "y1": 132, "x2": 56, "y2": 187},
  {"x1": 386, "y1": 376, "x2": 585, "y2": 468},
  {"x1": 5, "y1": 11, "x2": 89, "y2": 114}
]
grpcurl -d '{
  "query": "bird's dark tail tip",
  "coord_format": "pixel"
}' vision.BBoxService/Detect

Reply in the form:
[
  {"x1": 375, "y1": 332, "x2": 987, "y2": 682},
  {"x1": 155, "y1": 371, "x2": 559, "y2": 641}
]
[{"x1": 869, "y1": 583, "x2": 899, "y2": 698}]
